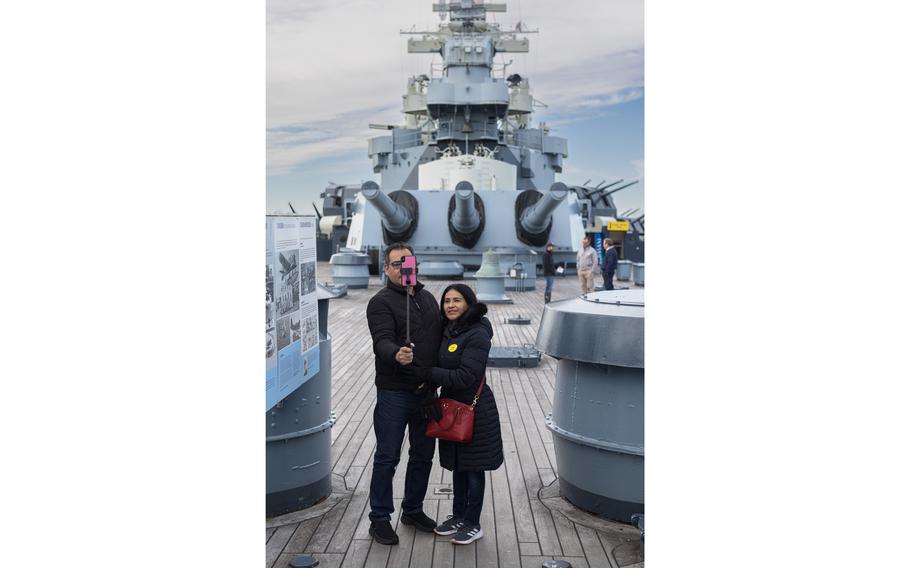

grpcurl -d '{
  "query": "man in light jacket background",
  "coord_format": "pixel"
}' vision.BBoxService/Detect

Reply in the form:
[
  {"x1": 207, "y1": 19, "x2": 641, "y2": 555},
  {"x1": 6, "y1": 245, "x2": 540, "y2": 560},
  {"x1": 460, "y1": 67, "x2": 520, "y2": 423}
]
[{"x1": 576, "y1": 235, "x2": 598, "y2": 294}]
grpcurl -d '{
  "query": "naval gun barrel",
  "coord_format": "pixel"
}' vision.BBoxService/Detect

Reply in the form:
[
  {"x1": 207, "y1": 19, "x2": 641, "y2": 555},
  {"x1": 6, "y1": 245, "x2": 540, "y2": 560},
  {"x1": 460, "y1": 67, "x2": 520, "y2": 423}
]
[
  {"x1": 361, "y1": 181, "x2": 412, "y2": 235},
  {"x1": 600, "y1": 180, "x2": 639, "y2": 197},
  {"x1": 520, "y1": 182, "x2": 569, "y2": 235},
  {"x1": 448, "y1": 181, "x2": 486, "y2": 249},
  {"x1": 451, "y1": 182, "x2": 481, "y2": 234}
]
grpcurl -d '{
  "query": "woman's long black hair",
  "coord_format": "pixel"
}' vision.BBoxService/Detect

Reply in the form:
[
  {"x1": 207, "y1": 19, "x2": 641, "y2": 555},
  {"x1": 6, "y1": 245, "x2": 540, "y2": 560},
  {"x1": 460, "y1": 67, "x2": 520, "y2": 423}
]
[{"x1": 439, "y1": 283, "x2": 488, "y2": 322}]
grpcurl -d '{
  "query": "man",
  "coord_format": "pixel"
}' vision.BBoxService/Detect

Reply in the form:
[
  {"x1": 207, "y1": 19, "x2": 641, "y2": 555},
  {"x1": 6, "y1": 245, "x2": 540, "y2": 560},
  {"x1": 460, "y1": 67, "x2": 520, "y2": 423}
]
[
  {"x1": 365, "y1": 242, "x2": 442, "y2": 545},
  {"x1": 602, "y1": 238, "x2": 618, "y2": 291},
  {"x1": 576, "y1": 235, "x2": 598, "y2": 294},
  {"x1": 542, "y1": 242, "x2": 556, "y2": 303}
]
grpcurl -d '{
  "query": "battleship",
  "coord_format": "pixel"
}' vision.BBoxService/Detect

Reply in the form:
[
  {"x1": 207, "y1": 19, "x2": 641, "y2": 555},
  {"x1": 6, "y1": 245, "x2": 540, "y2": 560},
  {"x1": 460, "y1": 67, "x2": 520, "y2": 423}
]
[
  {"x1": 267, "y1": 2, "x2": 645, "y2": 567},
  {"x1": 312, "y1": 0, "x2": 643, "y2": 275}
]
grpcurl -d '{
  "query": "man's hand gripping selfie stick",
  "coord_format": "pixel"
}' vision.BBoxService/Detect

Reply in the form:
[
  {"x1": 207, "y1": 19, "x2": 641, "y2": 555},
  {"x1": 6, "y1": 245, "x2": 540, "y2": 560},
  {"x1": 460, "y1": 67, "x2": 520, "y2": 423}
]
[{"x1": 400, "y1": 255, "x2": 418, "y2": 345}]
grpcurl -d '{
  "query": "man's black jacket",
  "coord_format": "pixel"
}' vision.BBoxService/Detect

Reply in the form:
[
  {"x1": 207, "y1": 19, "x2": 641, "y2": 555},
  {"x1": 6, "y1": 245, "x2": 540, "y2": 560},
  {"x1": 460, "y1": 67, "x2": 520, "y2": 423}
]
[
  {"x1": 542, "y1": 250, "x2": 556, "y2": 276},
  {"x1": 366, "y1": 279, "x2": 442, "y2": 391},
  {"x1": 602, "y1": 246, "x2": 619, "y2": 273}
]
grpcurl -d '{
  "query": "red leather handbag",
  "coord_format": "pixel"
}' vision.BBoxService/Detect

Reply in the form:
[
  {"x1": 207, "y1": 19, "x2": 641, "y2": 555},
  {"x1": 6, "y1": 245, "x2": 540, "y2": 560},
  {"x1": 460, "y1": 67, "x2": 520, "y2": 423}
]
[{"x1": 425, "y1": 377, "x2": 485, "y2": 443}]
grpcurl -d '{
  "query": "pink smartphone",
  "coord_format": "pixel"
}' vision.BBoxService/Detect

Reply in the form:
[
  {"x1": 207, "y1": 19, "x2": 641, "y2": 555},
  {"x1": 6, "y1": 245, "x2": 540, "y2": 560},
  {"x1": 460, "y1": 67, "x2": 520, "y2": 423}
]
[{"x1": 399, "y1": 255, "x2": 417, "y2": 286}]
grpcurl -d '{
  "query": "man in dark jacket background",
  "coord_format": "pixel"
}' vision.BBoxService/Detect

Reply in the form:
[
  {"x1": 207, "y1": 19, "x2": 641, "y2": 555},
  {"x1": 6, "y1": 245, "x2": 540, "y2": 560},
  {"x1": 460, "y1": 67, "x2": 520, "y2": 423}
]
[
  {"x1": 602, "y1": 238, "x2": 619, "y2": 291},
  {"x1": 542, "y1": 242, "x2": 556, "y2": 303},
  {"x1": 365, "y1": 242, "x2": 442, "y2": 545}
]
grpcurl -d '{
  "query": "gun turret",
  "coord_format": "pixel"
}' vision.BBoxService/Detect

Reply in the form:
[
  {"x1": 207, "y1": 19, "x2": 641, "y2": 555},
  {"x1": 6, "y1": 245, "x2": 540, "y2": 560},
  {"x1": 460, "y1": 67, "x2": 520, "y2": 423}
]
[
  {"x1": 361, "y1": 181, "x2": 419, "y2": 243},
  {"x1": 515, "y1": 182, "x2": 568, "y2": 246},
  {"x1": 447, "y1": 181, "x2": 486, "y2": 248}
]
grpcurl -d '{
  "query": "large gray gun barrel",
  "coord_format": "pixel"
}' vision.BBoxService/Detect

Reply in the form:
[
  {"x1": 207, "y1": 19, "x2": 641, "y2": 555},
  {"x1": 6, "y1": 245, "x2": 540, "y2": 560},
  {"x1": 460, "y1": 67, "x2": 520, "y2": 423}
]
[
  {"x1": 520, "y1": 182, "x2": 569, "y2": 235},
  {"x1": 451, "y1": 181, "x2": 481, "y2": 234},
  {"x1": 360, "y1": 181, "x2": 411, "y2": 235}
]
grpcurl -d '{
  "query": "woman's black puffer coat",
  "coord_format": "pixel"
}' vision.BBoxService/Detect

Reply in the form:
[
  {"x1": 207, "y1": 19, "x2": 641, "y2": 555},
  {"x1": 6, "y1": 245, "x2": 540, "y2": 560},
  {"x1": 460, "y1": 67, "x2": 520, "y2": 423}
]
[{"x1": 428, "y1": 303, "x2": 504, "y2": 472}]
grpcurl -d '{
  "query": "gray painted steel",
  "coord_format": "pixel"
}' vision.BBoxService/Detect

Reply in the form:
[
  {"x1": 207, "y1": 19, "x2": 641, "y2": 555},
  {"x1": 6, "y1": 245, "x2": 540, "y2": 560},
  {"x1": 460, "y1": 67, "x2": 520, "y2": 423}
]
[
  {"x1": 418, "y1": 260, "x2": 464, "y2": 278},
  {"x1": 536, "y1": 289, "x2": 644, "y2": 521},
  {"x1": 361, "y1": 182, "x2": 412, "y2": 235},
  {"x1": 451, "y1": 183, "x2": 481, "y2": 234},
  {"x1": 342, "y1": 1, "x2": 597, "y2": 273},
  {"x1": 487, "y1": 345, "x2": 541, "y2": 368},
  {"x1": 329, "y1": 251, "x2": 371, "y2": 288},
  {"x1": 499, "y1": 250, "x2": 538, "y2": 291},
  {"x1": 266, "y1": 331, "x2": 335, "y2": 516},
  {"x1": 520, "y1": 183, "x2": 569, "y2": 235},
  {"x1": 616, "y1": 259, "x2": 632, "y2": 281},
  {"x1": 349, "y1": 189, "x2": 584, "y2": 271},
  {"x1": 266, "y1": 283, "x2": 344, "y2": 516},
  {"x1": 632, "y1": 262, "x2": 645, "y2": 286},
  {"x1": 536, "y1": 290, "x2": 644, "y2": 368},
  {"x1": 474, "y1": 249, "x2": 513, "y2": 304}
]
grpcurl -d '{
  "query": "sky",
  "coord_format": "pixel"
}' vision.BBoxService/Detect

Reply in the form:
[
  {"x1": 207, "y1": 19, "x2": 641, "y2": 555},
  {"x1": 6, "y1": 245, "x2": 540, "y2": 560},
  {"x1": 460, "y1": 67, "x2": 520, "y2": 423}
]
[{"x1": 266, "y1": 0, "x2": 644, "y2": 218}]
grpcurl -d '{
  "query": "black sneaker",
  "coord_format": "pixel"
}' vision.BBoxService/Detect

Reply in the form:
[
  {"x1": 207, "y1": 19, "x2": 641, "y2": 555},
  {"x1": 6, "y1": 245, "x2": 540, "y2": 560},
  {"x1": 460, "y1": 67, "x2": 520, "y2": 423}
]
[
  {"x1": 433, "y1": 515, "x2": 464, "y2": 536},
  {"x1": 400, "y1": 510, "x2": 437, "y2": 533},
  {"x1": 368, "y1": 520, "x2": 399, "y2": 545},
  {"x1": 451, "y1": 522, "x2": 483, "y2": 545}
]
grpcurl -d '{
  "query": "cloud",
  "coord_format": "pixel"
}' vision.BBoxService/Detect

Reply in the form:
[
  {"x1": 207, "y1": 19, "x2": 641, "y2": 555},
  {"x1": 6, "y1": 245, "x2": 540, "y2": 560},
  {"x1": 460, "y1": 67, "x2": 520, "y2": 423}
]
[{"x1": 267, "y1": 0, "x2": 643, "y2": 173}]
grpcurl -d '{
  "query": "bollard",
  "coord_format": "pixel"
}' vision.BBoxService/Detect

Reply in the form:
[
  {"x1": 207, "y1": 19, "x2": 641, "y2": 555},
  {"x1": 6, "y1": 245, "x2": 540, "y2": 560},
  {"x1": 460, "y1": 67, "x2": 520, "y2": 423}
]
[
  {"x1": 616, "y1": 259, "x2": 632, "y2": 281},
  {"x1": 632, "y1": 262, "x2": 644, "y2": 286}
]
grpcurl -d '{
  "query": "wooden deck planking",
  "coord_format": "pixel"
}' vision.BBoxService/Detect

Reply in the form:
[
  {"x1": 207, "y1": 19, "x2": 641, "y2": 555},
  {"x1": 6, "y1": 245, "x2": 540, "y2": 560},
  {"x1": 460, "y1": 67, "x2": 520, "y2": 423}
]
[
  {"x1": 266, "y1": 266, "x2": 644, "y2": 567},
  {"x1": 266, "y1": 524, "x2": 297, "y2": 568},
  {"x1": 576, "y1": 524, "x2": 614, "y2": 568},
  {"x1": 407, "y1": 499, "x2": 439, "y2": 567},
  {"x1": 476, "y1": 470, "x2": 499, "y2": 568},
  {"x1": 432, "y1": 499, "x2": 455, "y2": 568},
  {"x1": 363, "y1": 498, "x2": 402, "y2": 568},
  {"x1": 340, "y1": 539, "x2": 371, "y2": 568},
  {"x1": 489, "y1": 457, "x2": 521, "y2": 568},
  {"x1": 284, "y1": 516, "x2": 322, "y2": 554}
]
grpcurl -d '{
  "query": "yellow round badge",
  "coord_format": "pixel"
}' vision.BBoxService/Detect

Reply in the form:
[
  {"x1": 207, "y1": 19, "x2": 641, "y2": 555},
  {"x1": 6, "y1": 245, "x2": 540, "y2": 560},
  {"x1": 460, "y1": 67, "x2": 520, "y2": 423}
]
[{"x1": 448, "y1": 344, "x2": 458, "y2": 352}]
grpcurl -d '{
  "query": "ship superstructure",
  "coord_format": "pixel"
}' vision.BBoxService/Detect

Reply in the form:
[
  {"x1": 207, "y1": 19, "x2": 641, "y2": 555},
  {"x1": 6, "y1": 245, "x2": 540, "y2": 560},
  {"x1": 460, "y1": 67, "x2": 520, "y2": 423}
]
[{"x1": 344, "y1": 0, "x2": 633, "y2": 278}]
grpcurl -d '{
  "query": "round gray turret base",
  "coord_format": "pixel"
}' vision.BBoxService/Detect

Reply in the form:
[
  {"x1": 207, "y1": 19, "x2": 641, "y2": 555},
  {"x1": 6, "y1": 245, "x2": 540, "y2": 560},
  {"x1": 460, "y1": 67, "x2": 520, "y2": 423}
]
[
  {"x1": 330, "y1": 252, "x2": 370, "y2": 288},
  {"x1": 536, "y1": 290, "x2": 644, "y2": 522},
  {"x1": 266, "y1": 332, "x2": 335, "y2": 517}
]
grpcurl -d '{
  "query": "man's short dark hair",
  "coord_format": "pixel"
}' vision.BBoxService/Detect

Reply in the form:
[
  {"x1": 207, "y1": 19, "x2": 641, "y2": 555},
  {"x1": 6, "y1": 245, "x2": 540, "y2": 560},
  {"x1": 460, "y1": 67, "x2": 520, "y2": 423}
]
[{"x1": 384, "y1": 242, "x2": 414, "y2": 265}]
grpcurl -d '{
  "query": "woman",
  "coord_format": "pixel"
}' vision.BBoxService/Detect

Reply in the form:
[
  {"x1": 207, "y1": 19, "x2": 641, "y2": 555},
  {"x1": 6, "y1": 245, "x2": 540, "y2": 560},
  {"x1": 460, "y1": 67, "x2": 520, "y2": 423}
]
[{"x1": 413, "y1": 283, "x2": 504, "y2": 545}]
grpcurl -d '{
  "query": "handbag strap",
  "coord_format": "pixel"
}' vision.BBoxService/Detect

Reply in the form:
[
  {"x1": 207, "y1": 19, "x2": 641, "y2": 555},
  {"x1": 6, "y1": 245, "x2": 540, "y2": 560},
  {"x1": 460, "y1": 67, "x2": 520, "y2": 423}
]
[{"x1": 470, "y1": 375, "x2": 486, "y2": 409}]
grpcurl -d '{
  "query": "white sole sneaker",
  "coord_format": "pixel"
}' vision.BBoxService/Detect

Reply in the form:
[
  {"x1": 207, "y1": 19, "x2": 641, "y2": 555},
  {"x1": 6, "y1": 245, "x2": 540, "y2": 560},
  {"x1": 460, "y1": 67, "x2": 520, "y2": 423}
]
[{"x1": 451, "y1": 527, "x2": 483, "y2": 545}]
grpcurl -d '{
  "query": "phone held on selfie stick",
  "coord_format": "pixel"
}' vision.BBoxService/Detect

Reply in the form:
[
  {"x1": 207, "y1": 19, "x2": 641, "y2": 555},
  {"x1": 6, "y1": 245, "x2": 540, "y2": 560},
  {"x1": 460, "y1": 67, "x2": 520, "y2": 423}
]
[
  {"x1": 400, "y1": 255, "x2": 417, "y2": 287},
  {"x1": 400, "y1": 255, "x2": 417, "y2": 344}
]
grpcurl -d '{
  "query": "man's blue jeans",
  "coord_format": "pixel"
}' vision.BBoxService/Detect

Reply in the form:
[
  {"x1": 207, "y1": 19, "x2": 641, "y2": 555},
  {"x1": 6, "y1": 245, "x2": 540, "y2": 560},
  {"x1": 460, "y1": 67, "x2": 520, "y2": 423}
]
[
  {"x1": 368, "y1": 389, "x2": 436, "y2": 522},
  {"x1": 545, "y1": 276, "x2": 554, "y2": 294}
]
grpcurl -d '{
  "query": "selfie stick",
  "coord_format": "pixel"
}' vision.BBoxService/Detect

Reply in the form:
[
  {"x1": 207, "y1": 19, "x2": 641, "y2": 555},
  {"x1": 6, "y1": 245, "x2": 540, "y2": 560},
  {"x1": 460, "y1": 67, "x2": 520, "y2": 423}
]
[{"x1": 400, "y1": 255, "x2": 418, "y2": 347}]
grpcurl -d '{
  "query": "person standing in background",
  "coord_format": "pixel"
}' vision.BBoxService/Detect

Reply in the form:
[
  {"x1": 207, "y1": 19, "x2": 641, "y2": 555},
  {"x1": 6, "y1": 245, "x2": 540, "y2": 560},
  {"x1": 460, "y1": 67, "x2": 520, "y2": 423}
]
[
  {"x1": 602, "y1": 238, "x2": 618, "y2": 291},
  {"x1": 542, "y1": 242, "x2": 556, "y2": 303},
  {"x1": 576, "y1": 235, "x2": 598, "y2": 294}
]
